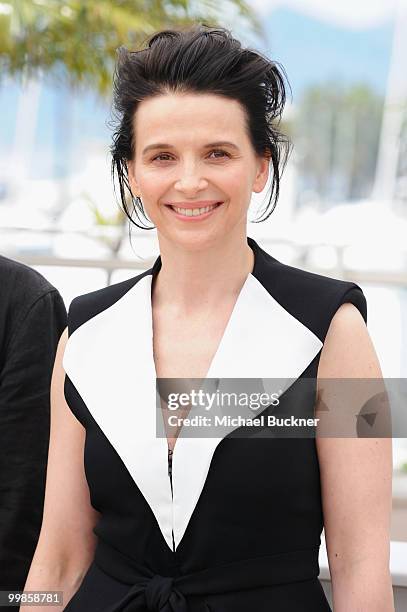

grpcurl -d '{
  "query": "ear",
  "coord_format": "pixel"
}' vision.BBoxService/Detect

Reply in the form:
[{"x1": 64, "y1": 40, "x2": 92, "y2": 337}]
[
  {"x1": 127, "y1": 160, "x2": 140, "y2": 196},
  {"x1": 252, "y1": 155, "x2": 270, "y2": 194}
]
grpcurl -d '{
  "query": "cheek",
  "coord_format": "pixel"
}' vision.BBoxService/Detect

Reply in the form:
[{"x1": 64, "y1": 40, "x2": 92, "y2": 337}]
[
  {"x1": 136, "y1": 175, "x2": 168, "y2": 218},
  {"x1": 218, "y1": 163, "x2": 243, "y2": 185},
  {"x1": 137, "y1": 170, "x2": 168, "y2": 194},
  {"x1": 220, "y1": 163, "x2": 254, "y2": 195},
  {"x1": 221, "y1": 166, "x2": 253, "y2": 206}
]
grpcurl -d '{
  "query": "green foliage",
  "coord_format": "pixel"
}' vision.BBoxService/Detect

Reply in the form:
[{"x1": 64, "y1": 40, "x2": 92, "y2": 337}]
[
  {"x1": 0, "y1": 0, "x2": 262, "y2": 97},
  {"x1": 87, "y1": 199, "x2": 126, "y2": 227},
  {"x1": 293, "y1": 79, "x2": 384, "y2": 203}
]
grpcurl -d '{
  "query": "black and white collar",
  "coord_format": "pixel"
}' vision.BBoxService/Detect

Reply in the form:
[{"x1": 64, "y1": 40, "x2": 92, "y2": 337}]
[{"x1": 62, "y1": 237, "x2": 323, "y2": 552}]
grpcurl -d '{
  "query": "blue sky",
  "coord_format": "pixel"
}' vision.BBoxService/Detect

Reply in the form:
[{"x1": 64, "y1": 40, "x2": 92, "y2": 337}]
[
  {"x1": 249, "y1": 0, "x2": 397, "y2": 29},
  {"x1": 260, "y1": 7, "x2": 394, "y2": 100}
]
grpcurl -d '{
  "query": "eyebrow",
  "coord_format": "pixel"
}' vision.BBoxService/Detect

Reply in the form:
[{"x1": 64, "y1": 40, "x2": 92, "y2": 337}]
[{"x1": 141, "y1": 141, "x2": 240, "y2": 155}]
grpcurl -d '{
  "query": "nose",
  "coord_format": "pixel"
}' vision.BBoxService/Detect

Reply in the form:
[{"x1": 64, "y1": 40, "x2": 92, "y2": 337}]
[{"x1": 174, "y1": 163, "x2": 208, "y2": 195}]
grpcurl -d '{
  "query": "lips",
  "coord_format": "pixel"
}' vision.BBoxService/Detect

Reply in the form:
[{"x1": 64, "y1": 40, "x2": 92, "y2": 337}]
[
  {"x1": 166, "y1": 201, "x2": 224, "y2": 219},
  {"x1": 172, "y1": 202, "x2": 220, "y2": 213},
  {"x1": 165, "y1": 201, "x2": 223, "y2": 209}
]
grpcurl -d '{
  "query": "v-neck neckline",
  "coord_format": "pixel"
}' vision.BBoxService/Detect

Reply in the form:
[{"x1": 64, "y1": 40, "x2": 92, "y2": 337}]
[
  {"x1": 62, "y1": 235, "x2": 324, "y2": 553},
  {"x1": 148, "y1": 237, "x2": 259, "y2": 454}
]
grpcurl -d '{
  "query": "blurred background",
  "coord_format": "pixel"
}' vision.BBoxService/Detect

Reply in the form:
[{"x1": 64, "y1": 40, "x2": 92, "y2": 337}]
[{"x1": 0, "y1": 0, "x2": 406, "y2": 557}]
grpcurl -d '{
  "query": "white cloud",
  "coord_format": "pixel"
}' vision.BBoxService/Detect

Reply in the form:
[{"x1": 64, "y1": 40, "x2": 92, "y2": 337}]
[{"x1": 249, "y1": 0, "x2": 399, "y2": 29}]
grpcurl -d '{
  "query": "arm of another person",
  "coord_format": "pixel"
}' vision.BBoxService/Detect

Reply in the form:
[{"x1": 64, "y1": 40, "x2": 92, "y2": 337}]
[
  {"x1": 316, "y1": 303, "x2": 394, "y2": 612},
  {"x1": 20, "y1": 328, "x2": 100, "y2": 611},
  {"x1": 0, "y1": 289, "x2": 67, "y2": 591}
]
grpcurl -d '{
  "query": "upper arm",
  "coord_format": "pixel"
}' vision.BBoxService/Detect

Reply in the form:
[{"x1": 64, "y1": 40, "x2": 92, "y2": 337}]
[
  {"x1": 30, "y1": 327, "x2": 100, "y2": 578},
  {"x1": 315, "y1": 303, "x2": 392, "y2": 577},
  {"x1": 0, "y1": 291, "x2": 67, "y2": 585}
]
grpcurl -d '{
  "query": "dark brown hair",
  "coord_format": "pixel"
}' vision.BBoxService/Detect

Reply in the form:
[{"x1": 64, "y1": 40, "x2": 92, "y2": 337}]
[{"x1": 109, "y1": 23, "x2": 292, "y2": 229}]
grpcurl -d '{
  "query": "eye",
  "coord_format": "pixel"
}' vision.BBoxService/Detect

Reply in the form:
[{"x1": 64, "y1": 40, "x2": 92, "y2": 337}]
[
  {"x1": 151, "y1": 153, "x2": 173, "y2": 162},
  {"x1": 208, "y1": 149, "x2": 230, "y2": 159},
  {"x1": 151, "y1": 149, "x2": 231, "y2": 162}
]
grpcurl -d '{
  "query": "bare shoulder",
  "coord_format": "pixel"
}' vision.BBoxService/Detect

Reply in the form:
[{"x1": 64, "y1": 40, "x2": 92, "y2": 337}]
[
  {"x1": 25, "y1": 324, "x2": 99, "y2": 586},
  {"x1": 315, "y1": 303, "x2": 392, "y2": 578},
  {"x1": 317, "y1": 301, "x2": 381, "y2": 380}
]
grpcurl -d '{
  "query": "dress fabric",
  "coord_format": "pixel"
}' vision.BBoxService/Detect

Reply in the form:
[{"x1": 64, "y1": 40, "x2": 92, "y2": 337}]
[{"x1": 61, "y1": 236, "x2": 367, "y2": 611}]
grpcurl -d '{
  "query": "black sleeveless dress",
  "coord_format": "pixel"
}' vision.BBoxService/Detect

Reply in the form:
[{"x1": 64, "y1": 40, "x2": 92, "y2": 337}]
[{"x1": 61, "y1": 236, "x2": 367, "y2": 611}]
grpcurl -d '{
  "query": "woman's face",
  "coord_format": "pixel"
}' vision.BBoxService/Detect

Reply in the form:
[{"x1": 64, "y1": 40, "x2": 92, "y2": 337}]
[{"x1": 127, "y1": 92, "x2": 269, "y2": 250}]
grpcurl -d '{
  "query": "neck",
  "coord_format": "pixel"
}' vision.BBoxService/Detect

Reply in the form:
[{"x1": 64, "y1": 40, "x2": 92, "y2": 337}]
[{"x1": 152, "y1": 232, "x2": 255, "y2": 313}]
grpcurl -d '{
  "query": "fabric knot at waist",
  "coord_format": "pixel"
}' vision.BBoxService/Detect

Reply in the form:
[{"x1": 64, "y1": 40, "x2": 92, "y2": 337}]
[
  {"x1": 146, "y1": 574, "x2": 190, "y2": 612},
  {"x1": 96, "y1": 539, "x2": 321, "y2": 611},
  {"x1": 107, "y1": 572, "x2": 189, "y2": 612}
]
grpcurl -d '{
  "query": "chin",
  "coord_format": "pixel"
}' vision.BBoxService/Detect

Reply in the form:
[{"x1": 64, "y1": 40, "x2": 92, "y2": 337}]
[{"x1": 159, "y1": 227, "x2": 229, "y2": 252}]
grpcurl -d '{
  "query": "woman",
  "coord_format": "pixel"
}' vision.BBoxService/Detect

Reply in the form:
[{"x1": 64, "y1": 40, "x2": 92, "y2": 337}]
[{"x1": 22, "y1": 24, "x2": 394, "y2": 612}]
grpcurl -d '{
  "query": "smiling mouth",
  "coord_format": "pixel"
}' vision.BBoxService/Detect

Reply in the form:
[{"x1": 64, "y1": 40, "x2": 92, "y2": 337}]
[{"x1": 167, "y1": 202, "x2": 223, "y2": 217}]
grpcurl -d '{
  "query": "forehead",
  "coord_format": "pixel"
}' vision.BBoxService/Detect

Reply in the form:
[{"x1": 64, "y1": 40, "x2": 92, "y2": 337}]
[{"x1": 133, "y1": 92, "x2": 248, "y2": 145}]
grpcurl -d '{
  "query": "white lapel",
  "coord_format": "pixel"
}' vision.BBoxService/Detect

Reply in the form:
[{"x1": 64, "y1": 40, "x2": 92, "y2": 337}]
[
  {"x1": 172, "y1": 272, "x2": 323, "y2": 549},
  {"x1": 62, "y1": 274, "x2": 174, "y2": 551},
  {"x1": 62, "y1": 249, "x2": 323, "y2": 554}
]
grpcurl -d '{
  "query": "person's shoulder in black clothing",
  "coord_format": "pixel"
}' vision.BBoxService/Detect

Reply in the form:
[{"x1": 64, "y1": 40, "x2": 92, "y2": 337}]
[
  {"x1": 0, "y1": 254, "x2": 68, "y2": 594},
  {"x1": 0, "y1": 255, "x2": 67, "y2": 362}
]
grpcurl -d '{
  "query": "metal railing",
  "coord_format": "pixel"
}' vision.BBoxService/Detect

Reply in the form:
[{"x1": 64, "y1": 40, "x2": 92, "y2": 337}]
[
  {"x1": 2, "y1": 226, "x2": 407, "y2": 286},
  {"x1": 8, "y1": 247, "x2": 407, "y2": 288}
]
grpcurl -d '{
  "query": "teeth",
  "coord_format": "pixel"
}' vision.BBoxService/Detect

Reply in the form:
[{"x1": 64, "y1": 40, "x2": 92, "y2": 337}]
[{"x1": 172, "y1": 203, "x2": 219, "y2": 216}]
